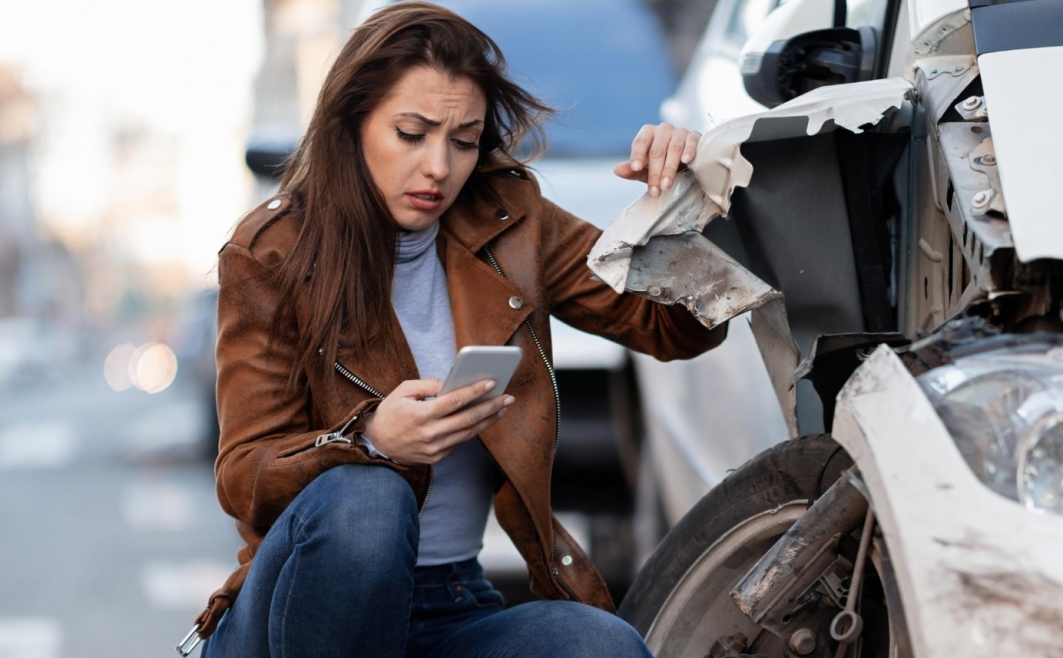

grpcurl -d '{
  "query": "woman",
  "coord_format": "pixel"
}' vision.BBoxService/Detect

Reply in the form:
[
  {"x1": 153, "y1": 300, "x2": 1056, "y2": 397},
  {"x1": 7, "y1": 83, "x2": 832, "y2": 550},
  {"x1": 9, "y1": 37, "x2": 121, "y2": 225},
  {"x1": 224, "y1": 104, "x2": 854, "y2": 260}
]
[{"x1": 191, "y1": 3, "x2": 726, "y2": 656}]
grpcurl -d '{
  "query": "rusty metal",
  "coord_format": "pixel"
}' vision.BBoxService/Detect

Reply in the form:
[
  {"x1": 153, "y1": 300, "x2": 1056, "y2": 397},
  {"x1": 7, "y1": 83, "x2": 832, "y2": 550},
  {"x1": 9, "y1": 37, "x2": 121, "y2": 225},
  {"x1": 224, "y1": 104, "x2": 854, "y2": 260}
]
[
  {"x1": 831, "y1": 507, "x2": 876, "y2": 657},
  {"x1": 732, "y1": 469, "x2": 869, "y2": 621},
  {"x1": 706, "y1": 632, "x2": 749, "y2": 658},
  {"x1": 789, "y1": 628, "x2": 818, "y2": 655}
]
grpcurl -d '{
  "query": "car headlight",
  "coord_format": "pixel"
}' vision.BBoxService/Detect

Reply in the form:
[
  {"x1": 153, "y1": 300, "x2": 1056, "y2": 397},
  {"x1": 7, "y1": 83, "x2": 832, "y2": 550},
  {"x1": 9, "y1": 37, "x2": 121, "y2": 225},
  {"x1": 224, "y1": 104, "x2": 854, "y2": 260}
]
[{"x1": 917, "y1": 346, "x2": 1063, "y2": 515}]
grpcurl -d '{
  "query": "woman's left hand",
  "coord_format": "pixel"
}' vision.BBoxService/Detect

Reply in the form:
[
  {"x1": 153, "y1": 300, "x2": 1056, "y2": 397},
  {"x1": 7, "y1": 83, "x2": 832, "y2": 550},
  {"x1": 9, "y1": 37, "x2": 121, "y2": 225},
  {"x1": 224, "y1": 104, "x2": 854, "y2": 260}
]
[{"x1": 613, "y1": 123, "x2": 701, "y2": 199}]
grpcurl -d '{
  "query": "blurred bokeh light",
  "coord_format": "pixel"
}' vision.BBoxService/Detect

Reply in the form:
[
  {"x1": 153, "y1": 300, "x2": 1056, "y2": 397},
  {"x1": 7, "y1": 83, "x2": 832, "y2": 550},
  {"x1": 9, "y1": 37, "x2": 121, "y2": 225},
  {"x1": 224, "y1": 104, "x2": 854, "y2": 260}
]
[
  {"x1": 103, "y1": 342, "x2": 137, "y2": 391},
  {"x1": 134, "y1": 342, "x2": 179, "y2": 394}
]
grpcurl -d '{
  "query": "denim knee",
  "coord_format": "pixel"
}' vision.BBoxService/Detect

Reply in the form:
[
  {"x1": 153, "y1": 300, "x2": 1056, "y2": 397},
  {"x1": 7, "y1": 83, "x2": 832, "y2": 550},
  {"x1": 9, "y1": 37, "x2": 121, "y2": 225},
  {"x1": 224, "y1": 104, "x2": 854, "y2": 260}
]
[
  {"x1": 517, "y1": 602, "x2": 651, "y2": 657},
  {"x1": 288, "y1": 464, "x2": 419, "y2": 571}
]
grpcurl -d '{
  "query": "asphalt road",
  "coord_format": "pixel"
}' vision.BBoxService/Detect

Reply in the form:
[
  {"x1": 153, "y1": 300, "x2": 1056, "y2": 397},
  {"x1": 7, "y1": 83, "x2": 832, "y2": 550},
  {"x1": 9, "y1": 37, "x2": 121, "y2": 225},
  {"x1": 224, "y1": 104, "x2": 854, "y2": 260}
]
[{"x1": 0, "y1": 363, "x2": 242, "y2": 658}]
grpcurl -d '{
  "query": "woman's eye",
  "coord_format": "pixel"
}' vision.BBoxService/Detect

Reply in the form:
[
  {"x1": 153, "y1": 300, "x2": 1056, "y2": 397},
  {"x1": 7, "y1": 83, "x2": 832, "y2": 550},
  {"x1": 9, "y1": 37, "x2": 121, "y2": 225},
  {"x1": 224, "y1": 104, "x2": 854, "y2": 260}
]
[
  {"x1": 453, "y1": 139, "x2": 479, "y2": 151},
  {"x1": 396, "y1": 128, "x2": 424, "y2": 143}
]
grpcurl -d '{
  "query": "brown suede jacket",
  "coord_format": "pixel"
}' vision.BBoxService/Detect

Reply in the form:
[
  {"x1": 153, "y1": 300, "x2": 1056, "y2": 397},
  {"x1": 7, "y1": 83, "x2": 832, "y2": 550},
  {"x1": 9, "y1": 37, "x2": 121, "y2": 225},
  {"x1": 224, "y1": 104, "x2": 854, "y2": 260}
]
[{"x1": 190, "y1": 160, "x2": 727, "y2": 638}]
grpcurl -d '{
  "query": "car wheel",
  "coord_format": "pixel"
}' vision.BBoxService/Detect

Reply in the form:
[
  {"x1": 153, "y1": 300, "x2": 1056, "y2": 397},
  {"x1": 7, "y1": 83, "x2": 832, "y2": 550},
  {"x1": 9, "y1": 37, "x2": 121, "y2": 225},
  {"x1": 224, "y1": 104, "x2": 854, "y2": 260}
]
[{"x1": 618, "y1": 434, "x2": 910, "y2": 657}]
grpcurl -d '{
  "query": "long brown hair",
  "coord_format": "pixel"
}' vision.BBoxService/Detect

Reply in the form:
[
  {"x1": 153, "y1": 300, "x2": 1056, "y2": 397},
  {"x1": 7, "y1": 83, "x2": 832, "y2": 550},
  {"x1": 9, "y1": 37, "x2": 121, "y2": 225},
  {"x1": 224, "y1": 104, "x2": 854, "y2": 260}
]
[{"x1": 272, "y1": 1, "x2": 551, "y2": 382}]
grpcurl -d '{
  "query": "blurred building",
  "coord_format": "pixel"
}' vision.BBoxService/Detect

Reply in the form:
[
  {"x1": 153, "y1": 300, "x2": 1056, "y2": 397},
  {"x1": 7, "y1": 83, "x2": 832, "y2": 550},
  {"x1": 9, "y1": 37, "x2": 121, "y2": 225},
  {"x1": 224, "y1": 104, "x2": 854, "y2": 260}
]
[
  {"x1": 0, "y1": 67, "x2": 83, "y2": 325},
  {"x1": 0, "y1": 66, "x2": 86, "y2": 383},
  {"x1": 249, "y1": 0, "x2": 367, "y2": 198},
  {"x1": 0, "y1": 66, "x2": 36, "y2": 319},
  {"x1": 0, "y1": 1, "x2": 263, "y2": 349}
]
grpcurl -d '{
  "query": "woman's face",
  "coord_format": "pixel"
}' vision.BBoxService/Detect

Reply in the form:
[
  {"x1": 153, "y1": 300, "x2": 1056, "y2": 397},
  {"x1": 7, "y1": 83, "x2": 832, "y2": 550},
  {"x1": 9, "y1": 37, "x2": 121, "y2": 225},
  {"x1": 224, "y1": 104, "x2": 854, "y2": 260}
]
[{"x1": 361, "y1": 66, "x2": 487, "y2": 232}]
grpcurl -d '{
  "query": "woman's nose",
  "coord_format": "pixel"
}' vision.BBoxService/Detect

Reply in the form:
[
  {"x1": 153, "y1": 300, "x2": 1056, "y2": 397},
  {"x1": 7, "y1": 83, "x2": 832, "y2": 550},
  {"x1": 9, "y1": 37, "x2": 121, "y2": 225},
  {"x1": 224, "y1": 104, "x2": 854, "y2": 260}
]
[{"x1": 422, "y1": 140, "x2": 450, "y2": 181}]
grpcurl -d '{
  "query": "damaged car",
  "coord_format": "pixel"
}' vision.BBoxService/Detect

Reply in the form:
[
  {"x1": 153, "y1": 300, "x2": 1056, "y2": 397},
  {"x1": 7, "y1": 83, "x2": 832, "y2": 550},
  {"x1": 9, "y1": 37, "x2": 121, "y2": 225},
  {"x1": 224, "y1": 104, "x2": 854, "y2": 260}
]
[{"x1": 597, "y1": 0, "x2": 1063, "y2": 655}]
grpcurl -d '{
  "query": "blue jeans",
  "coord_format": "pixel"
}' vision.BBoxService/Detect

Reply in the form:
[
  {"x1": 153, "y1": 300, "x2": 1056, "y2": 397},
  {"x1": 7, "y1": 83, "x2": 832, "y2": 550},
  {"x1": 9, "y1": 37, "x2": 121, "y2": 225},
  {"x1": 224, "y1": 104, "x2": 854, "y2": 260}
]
[{"x1": 199, "y1": 464, "x2": 651, "y2": 658}]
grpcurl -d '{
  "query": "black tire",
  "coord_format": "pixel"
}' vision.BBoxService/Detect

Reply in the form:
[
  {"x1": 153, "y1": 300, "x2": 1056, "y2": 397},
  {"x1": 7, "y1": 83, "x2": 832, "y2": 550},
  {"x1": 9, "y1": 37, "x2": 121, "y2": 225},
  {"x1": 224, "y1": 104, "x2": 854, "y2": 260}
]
[{"x1": 618, "y1": 434, "x2": 852, "y2": 637}]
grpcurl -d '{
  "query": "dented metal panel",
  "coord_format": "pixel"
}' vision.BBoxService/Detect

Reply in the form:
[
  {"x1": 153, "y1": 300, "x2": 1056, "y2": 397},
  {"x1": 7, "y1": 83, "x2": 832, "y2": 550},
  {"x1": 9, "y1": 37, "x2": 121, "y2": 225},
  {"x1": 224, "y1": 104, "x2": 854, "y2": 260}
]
[
  {"x1": 912, "y1": 56, "x2": 978, "y2": 122},
  {"x1": 623, "y1": 232, "x2": 780, "y2": 329},
  {"x1": 589, "y1": 172, "x2": 720, "y2": 294}
]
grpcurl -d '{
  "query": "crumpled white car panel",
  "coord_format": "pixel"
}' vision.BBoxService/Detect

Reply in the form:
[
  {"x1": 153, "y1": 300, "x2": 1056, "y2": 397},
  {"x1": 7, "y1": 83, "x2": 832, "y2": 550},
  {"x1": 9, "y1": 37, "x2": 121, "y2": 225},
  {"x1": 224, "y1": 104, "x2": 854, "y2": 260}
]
[
  {"x1": 587, "y1": 78, "x2": 912, "y2": 434},
  {"x1": 588, "y1": 78, "x2": 912, "y2": 298}
]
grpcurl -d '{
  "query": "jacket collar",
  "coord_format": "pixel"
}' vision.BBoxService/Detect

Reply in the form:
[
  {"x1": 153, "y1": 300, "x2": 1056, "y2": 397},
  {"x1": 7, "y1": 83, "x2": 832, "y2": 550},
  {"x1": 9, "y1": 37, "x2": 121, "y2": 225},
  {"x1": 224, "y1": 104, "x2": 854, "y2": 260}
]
[
  {"x1": 437, "y1": 160, "x2": 537, "y2": 352},
  {"x1": 440, "y1": 161, "x2": 537, "y2": 254}
]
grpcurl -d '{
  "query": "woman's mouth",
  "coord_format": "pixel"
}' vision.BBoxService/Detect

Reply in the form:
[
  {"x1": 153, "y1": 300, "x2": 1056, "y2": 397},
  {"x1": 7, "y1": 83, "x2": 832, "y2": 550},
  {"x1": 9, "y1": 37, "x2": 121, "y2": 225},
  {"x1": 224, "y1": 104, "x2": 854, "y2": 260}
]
[{"x1": 406, "y1": 191, "x2": 444, "y2": 211}]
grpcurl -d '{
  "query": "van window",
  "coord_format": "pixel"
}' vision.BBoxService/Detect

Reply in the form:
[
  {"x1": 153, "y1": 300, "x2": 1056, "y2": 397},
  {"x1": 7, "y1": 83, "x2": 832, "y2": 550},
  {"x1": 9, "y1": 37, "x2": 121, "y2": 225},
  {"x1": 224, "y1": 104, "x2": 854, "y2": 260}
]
[{"x1": 441, "y1": 0, "x2": 677, "y2": 158}]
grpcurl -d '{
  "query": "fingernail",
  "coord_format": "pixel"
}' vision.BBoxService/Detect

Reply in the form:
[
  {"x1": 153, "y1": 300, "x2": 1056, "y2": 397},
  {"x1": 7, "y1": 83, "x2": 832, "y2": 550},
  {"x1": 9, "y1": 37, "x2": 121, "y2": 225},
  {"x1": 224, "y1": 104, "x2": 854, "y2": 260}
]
[
  {"x1": 498, "y1": 408, "x2": 508, "y2": 417},
  {"x1": 504, "y1": 396, "x2": 515, "y2": 406},
  {"x1": 650, "y1": 186, "x2": 659, "y2": 198},
  {"x1": 631, "y1": 160, "x2": 642, "y2": 172},
  {"x1": 484, "y1": 380, "x2": 496, "y2": 391},
  {"x1": 681, "y1": 154, "x2": 691, "y2": 164},
  {"x1": 662, "y1": 177, "x2": 671, "y2": 191}
]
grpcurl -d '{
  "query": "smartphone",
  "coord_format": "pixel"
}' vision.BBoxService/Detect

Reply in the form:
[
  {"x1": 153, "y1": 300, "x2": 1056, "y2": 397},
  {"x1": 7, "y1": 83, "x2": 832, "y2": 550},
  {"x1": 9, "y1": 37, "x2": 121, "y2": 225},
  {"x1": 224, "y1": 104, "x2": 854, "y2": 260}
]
[{"x1": 438, "y1": 345, "x2": 523, "y2": 406}]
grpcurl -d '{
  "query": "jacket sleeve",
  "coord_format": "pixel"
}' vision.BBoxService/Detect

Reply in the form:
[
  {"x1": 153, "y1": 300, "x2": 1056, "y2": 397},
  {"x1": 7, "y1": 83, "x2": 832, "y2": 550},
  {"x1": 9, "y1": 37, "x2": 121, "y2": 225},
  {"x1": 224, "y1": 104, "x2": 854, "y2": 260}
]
[
  {"x1": 214, "y1": 242, "x2": 380, "y2": 528},
  {"x1": 538, "y1": 196, "x2": 727, "y2": 361}
]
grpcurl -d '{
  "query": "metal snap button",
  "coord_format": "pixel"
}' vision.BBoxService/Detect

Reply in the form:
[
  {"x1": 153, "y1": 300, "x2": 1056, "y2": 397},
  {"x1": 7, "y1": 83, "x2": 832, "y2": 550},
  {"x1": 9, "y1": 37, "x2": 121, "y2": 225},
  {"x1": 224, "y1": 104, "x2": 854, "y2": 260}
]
[
  {"x1": 561, "y1": 555, "x2": 573, "y2": 566},
  {"x1": 496, "y1": 209, "x2": 509, "y2": 220},
  {"x1": 267, "y1": 199, "x2": 282, "y2": 210},
  {"x1": 508, "y1": 296, "x2": 523, "y2": 309}
]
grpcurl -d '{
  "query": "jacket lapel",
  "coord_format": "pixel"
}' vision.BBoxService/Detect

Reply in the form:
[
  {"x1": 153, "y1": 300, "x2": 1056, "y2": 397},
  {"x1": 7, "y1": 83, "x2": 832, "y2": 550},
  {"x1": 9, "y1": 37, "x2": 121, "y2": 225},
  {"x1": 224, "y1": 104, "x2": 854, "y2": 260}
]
[
  {"x1": 438, "y1": 226, "x2": 532, "y2": 351},
  {"x1": 439, "y1": 168, "x2": 537, "y2": 350}
]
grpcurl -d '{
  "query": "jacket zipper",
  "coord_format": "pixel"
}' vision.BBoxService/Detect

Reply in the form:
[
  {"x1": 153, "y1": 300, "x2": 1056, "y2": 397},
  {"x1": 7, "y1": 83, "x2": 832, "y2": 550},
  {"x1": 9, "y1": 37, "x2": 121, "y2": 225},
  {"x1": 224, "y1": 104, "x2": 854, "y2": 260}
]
[
  {"x1": 482, "y1": 246, "x2": 561, "y2": 454},
  {"x1": 483, "y1": 245, "x2": 574, "y2": 599},
  {"x1": 330, "y1": 360, "x2": 433, "y2": 516},
  {"x1": 551, "y1": 564, "x2": 579, "y2": 600}
]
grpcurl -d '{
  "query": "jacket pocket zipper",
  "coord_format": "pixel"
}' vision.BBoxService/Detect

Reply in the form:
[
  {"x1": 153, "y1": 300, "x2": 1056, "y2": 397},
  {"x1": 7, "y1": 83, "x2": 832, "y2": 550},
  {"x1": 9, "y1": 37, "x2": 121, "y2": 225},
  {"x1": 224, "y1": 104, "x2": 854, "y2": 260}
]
[
  {"x1": 482, "y1": 245, "x2": 561, "y2": 455},
  {"x1": 331, "y1": 360, "x2": 433, "y2": 516},
  {"x1": 314, "y1": 408, "x2": 362, "y2": 447},
  {"x1": 314, "y1": 431, "x2": 353, "y2": 447}
]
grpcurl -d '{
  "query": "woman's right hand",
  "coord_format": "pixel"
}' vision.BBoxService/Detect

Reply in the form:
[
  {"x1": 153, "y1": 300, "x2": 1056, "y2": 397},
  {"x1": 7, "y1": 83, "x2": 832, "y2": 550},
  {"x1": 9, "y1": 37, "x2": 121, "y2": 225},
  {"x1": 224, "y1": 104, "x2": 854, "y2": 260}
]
[{"x1": 361, "y1": 378, "x2": 514, "y2": 465}]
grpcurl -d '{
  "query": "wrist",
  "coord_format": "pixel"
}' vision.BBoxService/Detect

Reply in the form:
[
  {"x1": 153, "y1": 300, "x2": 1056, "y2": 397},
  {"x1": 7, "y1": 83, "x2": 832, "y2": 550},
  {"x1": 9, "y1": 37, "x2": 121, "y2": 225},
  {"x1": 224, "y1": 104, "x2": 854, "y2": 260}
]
[
  {"x1": 357, "y1": 409, "x2": 402, "y2": 463},
  {"x1": 356, "y1": 432, "x2": 391, "y2": 460}
]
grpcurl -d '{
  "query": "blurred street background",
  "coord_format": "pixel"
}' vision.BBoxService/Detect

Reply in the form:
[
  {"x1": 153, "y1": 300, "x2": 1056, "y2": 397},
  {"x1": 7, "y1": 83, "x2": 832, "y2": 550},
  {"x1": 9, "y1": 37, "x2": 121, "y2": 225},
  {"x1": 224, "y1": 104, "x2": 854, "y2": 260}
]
[{"x1": 0, "y1": 0, "x2": 733, "y2": 656}]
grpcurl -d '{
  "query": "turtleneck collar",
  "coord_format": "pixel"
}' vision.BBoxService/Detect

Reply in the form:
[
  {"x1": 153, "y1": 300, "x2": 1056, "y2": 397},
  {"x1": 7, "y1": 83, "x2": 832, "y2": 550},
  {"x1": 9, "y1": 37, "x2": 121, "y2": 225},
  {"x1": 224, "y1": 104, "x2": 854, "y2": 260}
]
[{"x1": 395, "y1": 220, "x2": 440, "y2": 264}]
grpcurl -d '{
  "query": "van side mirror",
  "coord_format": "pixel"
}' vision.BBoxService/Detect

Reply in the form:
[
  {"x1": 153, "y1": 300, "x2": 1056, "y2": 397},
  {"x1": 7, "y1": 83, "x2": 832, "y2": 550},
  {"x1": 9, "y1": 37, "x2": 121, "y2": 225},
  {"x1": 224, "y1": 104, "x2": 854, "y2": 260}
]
[
  {"x1": 742, "y1": 26, "x2": 878, "y2": 108},
  {"x1": 245, "y1": 132, "x2": 298, "y2": 179}
]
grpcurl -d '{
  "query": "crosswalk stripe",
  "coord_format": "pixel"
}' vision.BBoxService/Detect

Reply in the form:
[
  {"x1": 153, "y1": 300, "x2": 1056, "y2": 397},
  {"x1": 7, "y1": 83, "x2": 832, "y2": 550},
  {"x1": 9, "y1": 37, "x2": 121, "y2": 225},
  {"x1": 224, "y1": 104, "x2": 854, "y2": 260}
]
[
  {"x1": 0, "y1": 617, "x2": 62, "y2": 658},
  {"x1": 0, "y1": 420, "x2": 76, "y2": 470},
  {"x1": 141, "y1": 561, "x2": 233, "y2": 610},
  {"x1": 122, "y1": 400, "x2": 206, "y2": 455},
  {"x1": 122, "y1": 481, "x2": 195, "y2": 532}
]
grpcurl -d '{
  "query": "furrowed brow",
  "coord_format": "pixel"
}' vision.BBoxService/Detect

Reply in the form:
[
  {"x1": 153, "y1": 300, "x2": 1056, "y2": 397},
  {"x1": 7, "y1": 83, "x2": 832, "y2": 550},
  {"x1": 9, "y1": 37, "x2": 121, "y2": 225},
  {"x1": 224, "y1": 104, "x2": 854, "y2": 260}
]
[
  {"x1": 398, "y1": 112, "x2": 441, "y2": 126},
  {"x1": 397, "y1": 113, "x2": 483, "y2": 130}
]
